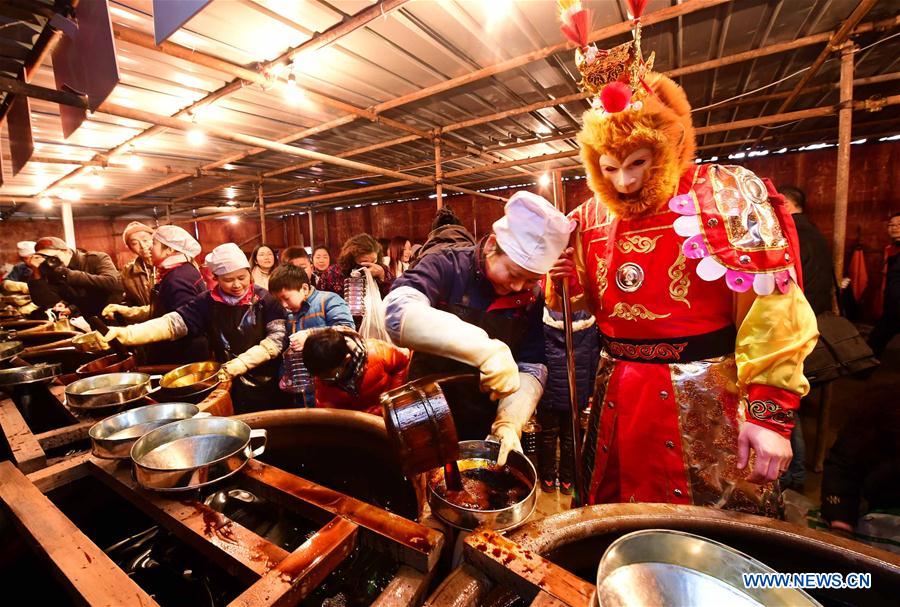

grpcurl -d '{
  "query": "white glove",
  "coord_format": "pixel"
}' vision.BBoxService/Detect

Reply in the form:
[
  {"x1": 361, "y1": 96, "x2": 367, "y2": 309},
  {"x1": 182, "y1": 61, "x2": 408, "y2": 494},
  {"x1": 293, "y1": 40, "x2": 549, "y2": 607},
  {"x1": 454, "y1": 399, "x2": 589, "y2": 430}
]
[
  {"x1": 2, "y1": 280, "x2": 29, "y2": 294},
  {"x1": 101, "y1": 313, "x2": 182, "y2": 346},
  {"x1": 103, "y1": 303, "x2": 151, "y2": 322},
  {"x1": 490, "y1": 373, "x2": 543, "y2": 465},
  {"x1": 398, "y1": 303, "x2": 519, "y2": 400},
  {"x1": 221, "y1": 339, "x2": 282, "y2": 379}
]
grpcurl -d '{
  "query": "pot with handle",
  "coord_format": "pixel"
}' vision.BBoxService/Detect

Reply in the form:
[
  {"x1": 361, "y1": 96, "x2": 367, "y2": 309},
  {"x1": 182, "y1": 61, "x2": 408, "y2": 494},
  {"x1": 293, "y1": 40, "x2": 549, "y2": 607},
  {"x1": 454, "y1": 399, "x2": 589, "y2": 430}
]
[
  {"x1": 131, "y1": 416, "x2": 267, "y2": 491},
  {"x1": 90, "y1": 402, "x2": 211, "y2": 459},
  {"x1": 65, "y1": 372, "x2": 162, "y2": 412}
]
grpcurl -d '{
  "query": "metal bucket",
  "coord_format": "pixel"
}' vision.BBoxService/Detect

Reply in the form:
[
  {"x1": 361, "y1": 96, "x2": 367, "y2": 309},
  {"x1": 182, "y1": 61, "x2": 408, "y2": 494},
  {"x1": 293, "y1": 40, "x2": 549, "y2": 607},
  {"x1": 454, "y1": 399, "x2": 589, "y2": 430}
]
[
  {"x1": 427, "y1": 439, "x2": 537, "y2": 531},
  {"x1": 131, "y1": 416, "x2": 266, "y2": 491},
  {"x1": 381, "y1": 373, "x2": 469, "y2": 477}
]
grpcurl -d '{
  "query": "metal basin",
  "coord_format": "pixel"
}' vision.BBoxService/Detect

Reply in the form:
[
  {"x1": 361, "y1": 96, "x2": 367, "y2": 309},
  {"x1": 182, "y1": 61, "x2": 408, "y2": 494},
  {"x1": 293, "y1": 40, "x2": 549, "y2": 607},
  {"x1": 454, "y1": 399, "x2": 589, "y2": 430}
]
[
  {"x1": 75, "y1": 353, "x2": 137, "y2": 378},
  {"x1": 131, "y1": 416, "x2": 266, "y2": 491},
  {"x1": 427, "y1": 439, "x2": 537, "y2": 531},
  {"x1": 597, "y1": 530, "x2": 818, "y2": 607},
  {"x1": 0, "y1": 363, "x2": 61, "y2": 387},
  {"x1": 65, "y1": 372, "x2": 157, "y2": 411},
  {"x1": 0, "y1": 340, "x2": 23, "y2": 364},
  {"x1": 157, "y1": 361, "x2": 220, "y2": 399},
  {"x1": 90, "y1": 402, "x2": 204, "y2": 459}
]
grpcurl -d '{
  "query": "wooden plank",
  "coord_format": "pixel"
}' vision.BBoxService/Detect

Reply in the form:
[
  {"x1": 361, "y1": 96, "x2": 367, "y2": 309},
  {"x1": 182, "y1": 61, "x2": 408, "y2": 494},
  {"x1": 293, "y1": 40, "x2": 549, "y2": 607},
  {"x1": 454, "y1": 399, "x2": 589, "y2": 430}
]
[
  {"x1": 531, "y1": 591, "x2": 571, "y2": 607},
  {"x1": 35, "y1": 420, "x2": 93, "y2": 450},
  {"x1": 0, "y1": 396, "x2": 46, "y2": 472},
  {"x1": 0, "y1": 461, "x2": 158, "y2": 606},
  {"x1": 465, "y1": 530, "x2": 596, "y2": 607},
  {"x1": 27, "y1": 452, "x2": 91, "y2": 493},
  {"x1": 229, "y1": 516, "x2": 358, "y2": 607},
  {"x1": 88, "y1": 457, "x2": 289, "y2": 584},
  {"x1": 241, "y1": 459, "x2": 443, "y2": 571},
  {"x1": 372, "y1": 565, "x2": 432, "y2": 607}
]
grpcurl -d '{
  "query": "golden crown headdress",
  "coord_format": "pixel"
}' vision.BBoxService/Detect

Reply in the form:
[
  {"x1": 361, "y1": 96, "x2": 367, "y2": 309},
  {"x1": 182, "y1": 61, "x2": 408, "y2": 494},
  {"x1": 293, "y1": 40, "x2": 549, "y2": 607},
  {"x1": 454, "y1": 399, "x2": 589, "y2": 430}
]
[{"x1": 559, "y1": 0, "x2": 655, "y2": 113}]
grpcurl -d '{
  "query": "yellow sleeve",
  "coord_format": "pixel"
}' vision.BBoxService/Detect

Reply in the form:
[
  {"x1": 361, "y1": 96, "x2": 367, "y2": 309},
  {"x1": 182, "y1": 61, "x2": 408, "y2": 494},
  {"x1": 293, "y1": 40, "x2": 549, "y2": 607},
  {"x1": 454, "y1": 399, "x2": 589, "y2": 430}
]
[{"x1": 734, "y1": 283, "x2": 818, "y2": 398}]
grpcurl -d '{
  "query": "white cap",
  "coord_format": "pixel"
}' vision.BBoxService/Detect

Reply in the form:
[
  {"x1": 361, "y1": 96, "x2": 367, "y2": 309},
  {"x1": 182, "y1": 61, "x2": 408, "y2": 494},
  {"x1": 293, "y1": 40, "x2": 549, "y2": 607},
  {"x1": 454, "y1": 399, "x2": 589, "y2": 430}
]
[
  {"x1": 154, "y1": 225, "x2": 201, "y2": 259},
  {"x1": 492, "y1": 191, "x2": 575, "y2": 275},
  {"x1": 204, "y1": 243, "x2": 250, "y2": 276},
  {"x1": 16, "y1": 241, "x2": 36, "y2": 257}
]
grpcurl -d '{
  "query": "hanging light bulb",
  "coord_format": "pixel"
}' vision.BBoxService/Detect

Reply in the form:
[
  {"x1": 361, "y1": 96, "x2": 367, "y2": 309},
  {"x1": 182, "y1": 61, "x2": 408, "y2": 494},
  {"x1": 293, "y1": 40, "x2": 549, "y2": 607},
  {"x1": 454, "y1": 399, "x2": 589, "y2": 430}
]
[
  {"x1": 38, "y1": 196, "x2": 53, "y2": 209},
  {"x1": 229, "y1": 216, "x2": 239, "y2": 224},
  {"x1": 284, "y1": 70, "x2": 305, "y2": 104},
  {"x1": 126, "y1": 146, "x2": 143, "y2": 170},
  {"x1": 538, "y1": 173, "x2": 551, "y2": 187},
  {"x1": 187, "y1": 127, "x2": 206, "y2": 146},
  {"x1": 88, "y1": 169, "x2": 104, "y2": 190}
]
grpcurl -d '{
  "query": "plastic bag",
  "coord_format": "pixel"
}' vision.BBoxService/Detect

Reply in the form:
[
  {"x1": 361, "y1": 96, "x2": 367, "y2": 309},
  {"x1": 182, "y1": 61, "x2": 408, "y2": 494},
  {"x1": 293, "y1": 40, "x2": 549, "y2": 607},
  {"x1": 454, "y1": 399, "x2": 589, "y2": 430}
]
[{"x1": 358, "y1": 267, "x2": 392, "y2": 343}]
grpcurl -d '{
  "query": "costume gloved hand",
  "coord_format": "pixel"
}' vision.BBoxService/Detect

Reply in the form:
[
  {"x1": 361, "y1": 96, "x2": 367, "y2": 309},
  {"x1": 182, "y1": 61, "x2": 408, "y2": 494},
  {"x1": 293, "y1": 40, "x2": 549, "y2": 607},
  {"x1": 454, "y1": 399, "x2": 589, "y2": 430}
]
[
  {"x1": 40, "y1": 256, "x2": 68, "y2": 284},
  {"x1": 490, "y1": 373, "x2": 543, "y2": 466},
  {"x1": 221, "y1": 339, "x2": 282, "y2": 379},
  {"x1": 398, "y1": 303, "x2": 519, "y2": 399},
  {"x1": 101, "y1": 313, "x2": 180, "y2": 346},
  {"x1": 2, "y1": 280, "x2": 29, "y2": 294},
  {"x1": 102, "y1": 303, "x2": 151, "y2": 322}
]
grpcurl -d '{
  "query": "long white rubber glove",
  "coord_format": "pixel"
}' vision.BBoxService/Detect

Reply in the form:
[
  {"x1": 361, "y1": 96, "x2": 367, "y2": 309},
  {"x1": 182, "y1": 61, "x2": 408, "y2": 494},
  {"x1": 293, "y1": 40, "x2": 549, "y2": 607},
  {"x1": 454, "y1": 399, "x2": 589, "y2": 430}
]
[
  {"x1": 2, "y1": 280, "x2": 29, "y2": 294},
  {"x1": 103, "y1": 303, "x2": 151, "y2": 322},
  {"x1": 398, "y1": 303, "x2": 520, "y2": 400},
  {"x1": 491, "y1": 373, "x2": 543, "y2": 466},
  {"x1": 220, "y1": 338, "x2": 282, "y2": 379},
  {"x1": 101, "y1": 312, "x2": 185, "y2": 345}
]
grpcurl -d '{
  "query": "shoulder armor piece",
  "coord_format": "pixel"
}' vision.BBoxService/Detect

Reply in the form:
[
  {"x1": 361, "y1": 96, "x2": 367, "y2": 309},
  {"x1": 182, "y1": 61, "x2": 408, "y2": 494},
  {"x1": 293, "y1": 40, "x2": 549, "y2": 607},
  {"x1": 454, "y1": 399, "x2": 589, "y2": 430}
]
[{"x1": 669, "y1": 164, "x2": 797, "y2": 295}]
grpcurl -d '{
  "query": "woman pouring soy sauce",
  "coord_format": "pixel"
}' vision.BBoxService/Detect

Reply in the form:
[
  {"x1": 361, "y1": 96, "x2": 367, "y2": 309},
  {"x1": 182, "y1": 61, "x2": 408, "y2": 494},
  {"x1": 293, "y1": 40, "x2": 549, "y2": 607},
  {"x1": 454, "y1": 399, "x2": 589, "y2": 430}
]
[
  {"x1": 101, "y1": 243, "x2": 287, "y2": 413},
  {"x1": 384, "y1": 192, "x2": 574, "y2": 465}
]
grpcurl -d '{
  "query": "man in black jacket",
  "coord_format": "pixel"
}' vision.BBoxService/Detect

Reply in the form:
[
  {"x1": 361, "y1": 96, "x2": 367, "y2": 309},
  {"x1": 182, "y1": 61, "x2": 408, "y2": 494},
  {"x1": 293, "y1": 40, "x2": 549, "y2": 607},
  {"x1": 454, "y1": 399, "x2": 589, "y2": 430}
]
[
  {"x1": 28, "y1": 236, "x2": 124, "y2": 318},
  {"x1": 782, "y1": 186, "x2": 834, "y2": 315}
]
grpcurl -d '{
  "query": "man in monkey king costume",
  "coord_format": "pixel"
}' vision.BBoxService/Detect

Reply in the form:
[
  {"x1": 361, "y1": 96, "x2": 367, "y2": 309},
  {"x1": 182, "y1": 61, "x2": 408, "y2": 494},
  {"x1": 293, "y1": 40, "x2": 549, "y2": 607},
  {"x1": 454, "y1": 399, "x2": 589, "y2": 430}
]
[{"x1": 550, "y1": 0, "x2": 818, "y2": 515}]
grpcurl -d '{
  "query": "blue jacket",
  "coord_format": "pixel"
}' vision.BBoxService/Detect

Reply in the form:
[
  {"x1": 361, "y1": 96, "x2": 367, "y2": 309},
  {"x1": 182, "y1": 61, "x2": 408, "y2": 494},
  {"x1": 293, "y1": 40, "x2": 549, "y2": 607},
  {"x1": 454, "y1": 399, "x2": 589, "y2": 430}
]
[
  {"x1": 6, "y1": 263, "x2": 31, "y2": 282},
  {"x1": 539, "y1": 308, "x2": 599, "y2": 412},
  {"x1": 284, "y1": 287, "x2": 355, "y2": 335}
]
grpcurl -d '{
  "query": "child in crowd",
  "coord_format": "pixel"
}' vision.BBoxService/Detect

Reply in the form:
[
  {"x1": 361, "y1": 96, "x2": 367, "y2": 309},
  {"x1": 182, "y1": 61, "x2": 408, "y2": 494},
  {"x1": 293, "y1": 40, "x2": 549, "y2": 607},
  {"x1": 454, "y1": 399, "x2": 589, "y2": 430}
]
[
  {"x1": 297, "y1": 326, "x2": 410, "y2": 415},
  {"x1": 267, "y1": 264, "x2": 354, "y2": 406}
]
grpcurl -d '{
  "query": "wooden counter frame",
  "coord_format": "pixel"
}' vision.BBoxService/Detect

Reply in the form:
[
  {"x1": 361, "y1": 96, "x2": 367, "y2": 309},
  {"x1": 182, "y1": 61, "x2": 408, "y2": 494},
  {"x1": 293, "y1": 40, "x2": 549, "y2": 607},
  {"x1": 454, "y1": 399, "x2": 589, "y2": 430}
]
[{"x1": 15, "y1": 451, "x2": 442, "y2": 606}]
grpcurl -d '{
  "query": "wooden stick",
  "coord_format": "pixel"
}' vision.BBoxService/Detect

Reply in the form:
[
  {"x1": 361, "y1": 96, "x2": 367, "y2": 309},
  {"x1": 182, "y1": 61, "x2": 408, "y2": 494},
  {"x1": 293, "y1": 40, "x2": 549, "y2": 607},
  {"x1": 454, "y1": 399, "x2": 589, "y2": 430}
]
[
  {"x1": 434, "y1": 135, "x2": 443, "y2": 210},
  {"x1": 0, "y1": 461, "x2": 158, "y2": 606},
  {"x1": 0, "y1": 397, "x2": 47, "y2": 472},
  {"x1": 833, "y1": 43, "x2": 855, "y2": 288}
]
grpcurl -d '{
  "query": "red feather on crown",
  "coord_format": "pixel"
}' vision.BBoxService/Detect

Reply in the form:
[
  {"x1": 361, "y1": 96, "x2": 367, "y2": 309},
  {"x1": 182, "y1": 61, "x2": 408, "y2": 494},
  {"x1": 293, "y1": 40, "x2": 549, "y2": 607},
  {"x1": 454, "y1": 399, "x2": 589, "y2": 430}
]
[{"x1": 557, "y1": 0, "x2": 592, "y2": 49}]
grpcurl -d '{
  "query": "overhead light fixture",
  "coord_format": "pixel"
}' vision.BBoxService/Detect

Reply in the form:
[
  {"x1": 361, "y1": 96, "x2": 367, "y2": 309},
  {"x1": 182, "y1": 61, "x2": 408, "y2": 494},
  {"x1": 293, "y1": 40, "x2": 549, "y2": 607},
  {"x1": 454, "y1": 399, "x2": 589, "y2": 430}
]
[
  {"x1": 223, "y1": 163, "x2": 236, "y2": 170},
  {"x1": 187, "y1": 127, "x2": 206, "y2": 146},
  {"x1": 57, "y1": 189, "x2": 82, "y2": 202},
  {"x1": 88, "y1": 169, "x2": 104, "y2": 190},
  {"x1": 538, "y1": 173, "x2": 551, "y2": 187},
  {"x1": 225, "y1": 187, "x2": 236, "y2": 199},
  {"x1": 228, "y1": 216, "x2": 239, "y2": 224},
  {"x1": 486, "y1": 0, "x2": 514, "y2": 28},
  {"x1": 125, "y1": 146, "x2": 143, "y2": 170},
  {"x1": 284, "y1": 71, "x2": 305, "y2": 104},
  {"x1": 38, "y1": 196, "x2": 53, "y2": 209}
]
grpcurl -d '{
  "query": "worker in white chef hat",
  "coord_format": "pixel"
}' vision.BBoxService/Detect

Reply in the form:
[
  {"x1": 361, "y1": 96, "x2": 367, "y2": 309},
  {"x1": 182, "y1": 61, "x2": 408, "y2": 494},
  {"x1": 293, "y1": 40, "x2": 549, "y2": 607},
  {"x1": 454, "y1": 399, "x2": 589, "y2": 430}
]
[
  {"x1": 2, "y1": 241, "x2": 37, "y2": 293},
  {"x1": 384, "y1": 191, "x2": 575, "y2": 464},
  {"x1": 103, "y1": 242, "x2": 288, "y2": 413}
]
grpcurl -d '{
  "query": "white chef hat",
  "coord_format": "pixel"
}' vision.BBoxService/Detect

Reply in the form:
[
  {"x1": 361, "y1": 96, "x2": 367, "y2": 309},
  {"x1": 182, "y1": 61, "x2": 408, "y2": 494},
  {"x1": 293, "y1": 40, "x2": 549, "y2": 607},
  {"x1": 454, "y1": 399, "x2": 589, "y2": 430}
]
[
  {"x1": 154, "y1": 225, "x2": 201, "y2": 260},
  {"x1": 204, "y1": 243, "x2": 250, "y2": 276},
  {"x1": 492, "y1": 191, "x2": 575, "y2": 275},
  {"x1": 16, "y1": 241, "x2": 36, "y2": 257}
]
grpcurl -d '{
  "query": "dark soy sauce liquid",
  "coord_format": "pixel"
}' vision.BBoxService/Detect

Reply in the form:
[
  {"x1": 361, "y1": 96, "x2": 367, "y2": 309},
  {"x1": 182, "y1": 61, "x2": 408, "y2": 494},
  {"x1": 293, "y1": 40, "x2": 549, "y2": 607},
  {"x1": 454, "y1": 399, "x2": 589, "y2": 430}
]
[
  {"x1": 435, "y1": 463, "x2": 531, "y2": 510},
  {"x1": 444, "y1": 461, "x2": 463, "y2": 491}
]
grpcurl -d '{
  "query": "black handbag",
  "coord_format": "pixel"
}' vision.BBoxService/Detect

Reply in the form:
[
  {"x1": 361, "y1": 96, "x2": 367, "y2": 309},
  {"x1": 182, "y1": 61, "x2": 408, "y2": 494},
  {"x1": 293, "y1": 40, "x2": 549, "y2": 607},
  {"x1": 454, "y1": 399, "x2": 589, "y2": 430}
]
[{"x1": 803, "y1": 275, "x2": 879, "y2": 385}]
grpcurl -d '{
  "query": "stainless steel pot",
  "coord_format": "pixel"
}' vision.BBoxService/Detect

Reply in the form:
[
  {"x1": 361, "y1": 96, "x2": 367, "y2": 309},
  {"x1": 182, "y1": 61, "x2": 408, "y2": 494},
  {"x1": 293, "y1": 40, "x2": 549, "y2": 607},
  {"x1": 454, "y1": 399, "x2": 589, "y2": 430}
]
[
  {"x1": 596, "y1": 530, "x2": 820, "y2": 607},
  {"x1": 427, "y1": 439, "x2": 537, "y2": 531},
  {"x1": 0, "y1": 362, "x2": 61, "y2": 387},
  {"x1": 65, "y1": 372, "x2": 160, "y2": 411},
  {"x1": 75, "y1": 353, "x2": 137, "y2": 378},
  {"x1": 131, "y1": 416, "x2": 267, "y2": 491},
  {"x1": 90, "y1": 403, "x2": 207, "y2": 459},
  {"x1": 0, "y1": 340, "x2": 23, "y2": 364},
  {"x1": 157, "y1": 361, "x2": 220, "y2": 399}
]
